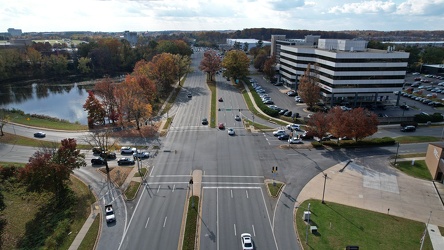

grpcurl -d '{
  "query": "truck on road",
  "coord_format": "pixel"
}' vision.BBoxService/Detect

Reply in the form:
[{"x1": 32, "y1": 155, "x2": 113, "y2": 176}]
[{"x1": 105, "y1": 204, "x2": 116, "y2": 223}]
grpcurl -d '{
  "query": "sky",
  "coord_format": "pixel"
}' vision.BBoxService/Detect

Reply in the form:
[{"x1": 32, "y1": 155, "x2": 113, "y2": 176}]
[{"x1": 1, "y1": 0, "x2": 444, "y2": 33}]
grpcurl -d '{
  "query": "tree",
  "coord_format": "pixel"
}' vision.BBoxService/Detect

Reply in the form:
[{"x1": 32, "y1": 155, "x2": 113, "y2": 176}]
[
  {"x1": 327, "y1": 106, "x2": 350, "y2": 143},
  {"x1": 146, "y1": 53, "x2": 178, "y2": 96},
  {"x1": 173, "y1": 54, "x2": 191, "y2": 85},
  {"x1": 83, "y1": 91, "x2": 106, "y2": 128},
  {"x1": 306, "y1": 112, "x2": 330, "y2": 142},
  {"x1": 233, "y1": 41, "x2": 242, "y2": 50},
  {"x1": 256, "y1": 40, "x2": 264, "y2": 49},
  {"x1": 0, "y1": 109, "x2": 10, "y2": 136},
  {"x1": 94, "y1": 77, "x2": 118, "y2": 124},
  {"x1": 343, "y1": 108, "x2": 379, "y2": 141},
  {"x1": 243, "y1": 42, "x2": 249, "y2": 52},
  {"x1": 19, "y1": 138, "x2": 85, "y2": 196},
  {"x1": 77, "y1": 57, "x2": 91, "y2": 74},
  {"x1": 253, "y1": 51, "x2": 267, "y2": 72},
  {"x1": 198, "y1": 50, "x2": 222, "y2": 82},
  {"x1": 263, "y1": 56, "x2": 276, "y2": 79},
  {"x1": 83, "y1": 128, "x2": 117, "y2": 152},
  {"x1": 297, "y1": 64, "x2": 321, "y2": 109},
  {"x1": 222, "y1": 50, "x2": 250, "y2": 81}
]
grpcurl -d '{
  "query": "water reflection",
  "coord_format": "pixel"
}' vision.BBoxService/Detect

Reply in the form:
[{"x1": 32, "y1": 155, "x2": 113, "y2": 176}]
[{"x1": 0, "y1": 82, "x2": 94, "y2": 124}]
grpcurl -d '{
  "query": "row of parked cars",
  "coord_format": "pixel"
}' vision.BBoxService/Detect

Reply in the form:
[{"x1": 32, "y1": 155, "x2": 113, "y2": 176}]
[{"x1": 400, "y1": 91, "x2": 444, "y2": 107}]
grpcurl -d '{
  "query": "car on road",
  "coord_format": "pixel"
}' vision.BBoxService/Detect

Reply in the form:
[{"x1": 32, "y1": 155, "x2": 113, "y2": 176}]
[
  {"x1": 401, "y1": 125, "x2": 416, "y2": 132},
  {"x1": 228, "y1": 128, "x2": 235, "y2": 135},
  {"x1": 218, "y1": 123, "x2": 225, "y2": 129},
  {"x1": 133, "y1": 150, "x2": 150, "y2": 159},
  {"x1": 218, "y1": 97, "x2": 223, "y2": 102},
  {"x1": 202, "y1": 118, "x2": 208, "y2": 125},
  {"x1": 286, "y1": 90, "x2": 297, "y2": 96},
  {"x1": 92, "y1": 147, "x2": 104, "y2": 154},
  {"x1": 235, "y1": 115, "x2": 241, "y2": 121},
  {"x1": 273, "y1": 130, "x2": 286, "y2": 137},
  {"x1": 121, "y1": 146, "x2": 137, "y2": 154},
  {"x1": 91, "y1": 157, "x2": 106, "y2": 165},
  {"x1": 286, "y1": 124, "x2": 301, "y2": 131},
  {"x1": 288, "y1": 137, "x2": 303, "y2": 144},
  {"x1": 278, "y1": 134, "x2": 290, "y2": 140},
  {"x1": 100, "y1": 151, "x2": 117, "y2": 160},
  {"x1": 187, "y1": 93, "x2": 192, "y2": 98},
  {"x1": 117, "y1": 157, "x2": 135, "y2": 165},
  {"x1": 241, "y1": 233, "x2": 253, "y2": 250},
  {"x1": 34, "y1": 132, "x2": 46, "y2": 138}
]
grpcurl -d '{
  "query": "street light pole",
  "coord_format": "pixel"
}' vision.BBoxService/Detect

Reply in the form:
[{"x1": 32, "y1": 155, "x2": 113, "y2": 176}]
[
  {"x1": 394, "y1": 142, "x2": 400, "y2": 165},
  {"x1": 322, "y1": 173, "x2": 327, "y2": 204}
]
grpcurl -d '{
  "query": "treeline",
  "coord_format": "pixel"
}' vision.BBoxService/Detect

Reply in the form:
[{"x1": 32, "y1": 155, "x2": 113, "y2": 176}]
[{"x1": 0, "y1": 38, "x2": 192, "y2": 83}]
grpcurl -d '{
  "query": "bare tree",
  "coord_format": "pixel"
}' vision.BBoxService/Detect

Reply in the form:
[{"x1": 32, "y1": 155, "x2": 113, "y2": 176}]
[{"x1": 82, "y1": 128, "x2": 117, "y2": 151}]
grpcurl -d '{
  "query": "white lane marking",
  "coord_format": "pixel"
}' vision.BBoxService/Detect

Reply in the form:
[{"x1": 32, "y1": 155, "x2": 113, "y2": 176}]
[
  {"x1": 163, "y1": 217, "x2": 167, "y2": 227},
  {"x1": 204, "y1": 186, "x2": 261, "y2": 189},
  {"x1": 157, "y1": 185, "x2": 161, "y2": 193},
  {"x1": 203, "y1": 175, "x2": 264, "y2": 178},
  {"x1": 155, "y1": 175, "x2": 192, "y2": 177},
  {"x1": 149, "y1": 165, "x2": 156, "y2": 177},
  {"x1": 252, "y1": 224, "x2": 256, "y2": 236},
  {"x1": 217, "y1": 188, "x2": 220, "y2": 250},
  {"x1": 202, "y1": 182, "x2": 264, "y2": 185},
  {"x1": 231, "y1": 189, "x2": 233, "y2": 198},
  {"x1": 246, "y1": 190, "x2": 249, "y2": 199},
  {"x1": 172, "y1": 184, "x2": 176, "y2": 192},
  {"x1": 234, "y1": 223, "x2": 237, "y2": 236},
  {"x1": 145, "y1": 217, "x2": 150, "y2": 228},
  {"x1": 260, "y1": 188, "x2": 279, "y2": 250}
]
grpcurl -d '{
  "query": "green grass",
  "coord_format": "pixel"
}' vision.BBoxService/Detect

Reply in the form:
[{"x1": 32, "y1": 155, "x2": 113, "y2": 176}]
[
  {"x1": 207, "y1": 81, "x2": 217, "y2": 128},
  {"x1": 163, "y1": 116, "x2": 174, "y2": 130},
  {"x1": 124, "y1": 181, "x2": 140, "y2": 200},
  {"x1": 395, "y1": 136, "x2": 441, "y2": 143},
  {"x1": 394, "y1": 160, "x2": 433, "y2": 180},
  {"x1": 296, "y1": 199, "x2": 433, "y2": 250},
  {"x1": 5, "y1": 109, "x2": 87, "y2": 130},
  {"x1": 77, "y1": 215, "x2": 99, "y2": 250},
  {"x1": 183, "y1": 196, "x2": 199, "y2": 250},
  {"x1": 134, "y1": 168, "x2": 147, "y2": 177},
  {"x1": 267, "y1": 182, "x2": 283, "y2": 197},
  {"x1": 0, "y1": 132, "x2": 91, "y2": 149},
  {"x1": 244, "y1": 118, "x2": 273, "y2": 130},
  {"x1": 396, "y1": 152, "x2": 427, "y2": 158}
]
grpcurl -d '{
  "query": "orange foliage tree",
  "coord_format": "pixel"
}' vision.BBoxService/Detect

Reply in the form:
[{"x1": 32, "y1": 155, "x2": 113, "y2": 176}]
[
  {"x1": 199, "y1": 50, "x2": 222, "y2": 82},
  {"x1": 306, "y1": 112, "x2": 331, "y2": 142},
  {"x1": 297, "y1": 64, "x2": 321, "y2": 109}
]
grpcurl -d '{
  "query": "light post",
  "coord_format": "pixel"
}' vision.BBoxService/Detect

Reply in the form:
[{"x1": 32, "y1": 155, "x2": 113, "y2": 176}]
[
  {"x1": 322, "y1": 173, "x2": 327, "y2": 204},
  {"x1": 189, "y1": 178, "x2": 194, "y2": 208},
  {"x1": 394, "y1": 142, "x2": 400, "y2": 165},
  {"x1": 402, "y1": 102, "x2": 406, "y2": 117}
]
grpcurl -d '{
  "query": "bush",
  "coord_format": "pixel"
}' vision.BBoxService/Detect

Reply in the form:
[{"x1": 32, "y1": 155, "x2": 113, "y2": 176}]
[
  {"x1": 311, "y1": 141, "x2": 323, "y2": 148},
  {"x1": 414, "y1": 113, "x2": 444, "y2": 123},
  {"x1": 315, "y1": 137, "x2": 396, "y2": 148}
]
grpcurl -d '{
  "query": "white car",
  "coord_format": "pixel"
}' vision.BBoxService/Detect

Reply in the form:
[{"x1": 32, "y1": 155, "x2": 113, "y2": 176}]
[
  {"x1": 273, "y1": 130, "x2": 286, "y2": 137},
  {"x1": 288, "y1": 137, "x2": 303, "y2": 144},
  {"x1": 228, "y1": 128, "x2": 235, "y2": 135},
  {"x1": 133, "y1": 150, "x2": 150, "y2": 159},
  {"x1": 241, "y1": 233, "x2": 253, "y2": 250},
  {"x1": 286, "y1": 124, "x2": 301, "y2": 131},
  {"x1": 121, "y1": 146, "x2": 137, "y2": 154}
]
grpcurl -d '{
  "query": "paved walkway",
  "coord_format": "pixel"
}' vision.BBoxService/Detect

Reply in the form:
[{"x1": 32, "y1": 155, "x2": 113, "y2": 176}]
[{"x1": 296, "y1": 159, "x2": 444, "y2": 249}]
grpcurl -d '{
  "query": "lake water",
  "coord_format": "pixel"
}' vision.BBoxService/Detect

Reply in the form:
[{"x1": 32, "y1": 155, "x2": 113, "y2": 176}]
[{"x1": 0, "y1": 82, "x2": 94, "y2": 125}]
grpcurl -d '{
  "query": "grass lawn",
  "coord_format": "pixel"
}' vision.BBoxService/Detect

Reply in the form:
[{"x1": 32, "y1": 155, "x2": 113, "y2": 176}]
[
  {"x1": 267, "y1": 182, "x2": 283, "y2": 197},
  {"x1": 207, "y1": 81, "x2": 217, "y2": 128},
  {"x1": 0, "y1": 132, "x2": 91, "y2": 149},
  {"x1": 77, "y1": 215, "x2": 99, "y2": 250},
  {"x1": 395, "y1": 160, "x2": 433, "y2": 180},
  {"x1": 395, "y1": 135, "x2": 441, "y2": 143},
  {"x1": 183, "y1": 196, "x2": 199, "y2": 250},
  {"x1": 5, "y1": 109, "x2": 87, "y2": 130},
  {"x1": 296, "y1": 199, "x2": 433, "y2": 250}
]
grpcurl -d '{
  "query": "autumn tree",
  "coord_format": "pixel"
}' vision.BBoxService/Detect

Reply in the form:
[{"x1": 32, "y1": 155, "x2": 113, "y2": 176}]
[
  {"x1": 173, "y1": 54, "x2": 191, "y2": 85},
  {"x1": 94, "y1": 77, "x2": 118, "y2": 124},
  {"x1": 146, "y1": 53, "x2": 178, "y2": 96},
  {"x1": 222, "y1": 50, "x2": 250, "y2": 81},
  {"x1": 83, "y1": 91, "x2": 106, "y2": 128},
  {"x1": 306, "y1": 112, "x2": 331, "y2": 142},
  {"x1": 253, "y1": 51, "x2": 267, "y2": 72},
  {"x1": 343, "y1": 108, "x2": 379, "y2": 141},
  {"x1": 263, "y1": 55, "x2": 276, "y2": 79},
  {"x1": 0, "y1": 109, "x2": 10, "y2": 136},
  {"x1": 298, "y1": 64, "x2": 321, "y2": 110},
  {"x1": 327, "y1": 106, "x2": 351, "y2": 143},
  {"x1": 19, "y1": 138, "x2": 85, "y2": 196},
  {"x1": 199, "y1": 50, "x2": 222, "y2": 82}
]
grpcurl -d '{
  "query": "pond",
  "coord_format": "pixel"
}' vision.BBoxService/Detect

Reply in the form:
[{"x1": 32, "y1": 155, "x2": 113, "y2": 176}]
[{"x1": 0, "y1": 82, "x2": 94, "y2": 125}]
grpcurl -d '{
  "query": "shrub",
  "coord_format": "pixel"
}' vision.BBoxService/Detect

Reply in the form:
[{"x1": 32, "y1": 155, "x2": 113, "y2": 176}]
[{"x1": 414, "y1": 113, "x2": 444, "y2": 123}]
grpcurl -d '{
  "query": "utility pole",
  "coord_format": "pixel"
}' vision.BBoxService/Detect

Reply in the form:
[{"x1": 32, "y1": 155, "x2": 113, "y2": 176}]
[
  {"x1": 394, "y1": 142, "x2": 400, "y2": 165},
  {"x1": 322, "y1": 173, "x2": 327, "y2": 204}
]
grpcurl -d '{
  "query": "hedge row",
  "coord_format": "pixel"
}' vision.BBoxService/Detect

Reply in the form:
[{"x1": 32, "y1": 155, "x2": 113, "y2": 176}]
[{"x1": 311, "y1": 137, "x2": 396, "y2": 148}]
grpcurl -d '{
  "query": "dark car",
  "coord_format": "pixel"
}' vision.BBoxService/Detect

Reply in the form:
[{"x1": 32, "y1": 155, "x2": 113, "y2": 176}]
[
  {"x1": 92, "y1": 147, "x2": 104, "y2": 154},
  {"x1": 187, "y1": 93, "x2": 192, "y2": 98},
  {"x1": 202, "y1": 118, "x2": 208, "y2": 125},
  {"x1": 401, "y1": 126, "x2": 416, "y2": 132},
  {"x1": 400, "y1": 104, "x2": 410, "y2": 110},
  {"x1": 91, "y1": 157, "x2": 106, "y2": 165},
  {"x1": 34, "y1": 132, "x2": 46, "y2": 138},
  {"x1": 218, "y1": 97, "x2": 223, "y2": 102},
  {"x1": 286, "y1": 90, "x2": 297, "y2": 96},
  {"x1": 218, "y1": 123, "x2": 225, "y2": 129},
  {"x1": 279, "y1": 109, "x2": 288, "y2": 115},
  {"x1": 284, "y1": 110, "x2": 293, "y2": 117},
  {"x1": 100, "y1": 151, "x2": 117, "y2": 160},
  {"x1": 278, "y1": 134, "x2": 290, "y2": 140},
  {"x1": 117, "y1": 157, "x2": 135, "y2": 165}
]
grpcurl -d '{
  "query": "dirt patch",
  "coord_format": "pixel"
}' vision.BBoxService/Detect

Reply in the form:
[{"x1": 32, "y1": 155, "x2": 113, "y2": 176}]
[{"x1": 99, "y1": 166, "x2": 134, "y2": 187}]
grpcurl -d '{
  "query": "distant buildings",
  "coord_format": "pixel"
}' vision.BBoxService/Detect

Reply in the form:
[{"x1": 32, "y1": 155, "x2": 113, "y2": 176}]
[
  {"x1": 7, "y1": 28, "x2": 22, "y2": 37},
  {"x1": 273, "y1": 35, "x2": 410, "y2": 106},
  {"x1": 226, "y1": 38, "x2": 271, "y2": 51},
  {"x1": 123, "y1": 31, "x2": 138, "y2": 46}
]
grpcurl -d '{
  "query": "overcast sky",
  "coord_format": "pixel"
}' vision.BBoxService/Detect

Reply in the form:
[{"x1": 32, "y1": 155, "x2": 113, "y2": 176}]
[{"x1": 1, "y1": 0, "x2": 444, "y2": 33}]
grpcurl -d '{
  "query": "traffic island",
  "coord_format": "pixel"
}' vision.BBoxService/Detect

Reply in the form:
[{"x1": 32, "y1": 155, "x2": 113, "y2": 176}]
[{"x1": 265, "y1": 179, "x2": 284, "y2": 198}]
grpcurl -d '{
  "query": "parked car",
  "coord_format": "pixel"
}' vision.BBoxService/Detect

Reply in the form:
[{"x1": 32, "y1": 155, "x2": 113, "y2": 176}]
[
  {"x1": 283, "y1": 110, "x2": 293, "y2": 117},
  {"x1": 263, "y1": 99, "x2": 274, "y2": 104},
  {"x1": 133, "y1": 150, "x2": 150, "y2": 159},
  {"x1": 400, "y1": 104, "x2": 410, "y2": 110},
  {"x1": 278, "y1": 109, "x2": 288, "y2": 115},
  {"x1": 278, "y1": 134, "x2": 290, "y2": 140},
  {"x1": 288, "y1": 137, "x2": 303, "y2": 144},
  {"x1": 187, "y1": 93, "x2": 192, "y2": 98},
  {"x1": 286, "y1": 124, "x2": 301, "y2": 131},
  {"x1": 202, "y1": 118, "x2": 208, "y2": 125},
  {"x1": 34, "y1": 132, "x2": 46, "y2": 138},
  {"x1": 273, "y1": 130, "x2": 286, "y2": 137},
  {"x1": 91, "y1": 157, "x2": 106, "y2": 165},
  {"x1": 287, "y1": 90, "x2": 297, "y2": 96},
  {"x1": 117, "y1": 157, "x2": 135, "y2": 165},
  {"x1": 401, "y1": 125, "x2": 416, "y2": 132},
  {"x1": 121, "y1": 146, "x2": 137, "y2": 154},
  {"x1": 300, "y1": 131, "x2": 314, "y2": 140}
]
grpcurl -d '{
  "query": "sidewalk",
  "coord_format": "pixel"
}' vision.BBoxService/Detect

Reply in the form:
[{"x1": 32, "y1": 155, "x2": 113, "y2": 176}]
[
  {"x1": 296, "y1": 159, "x2": 444, "y2": 249},
  {"x1": 68, "y1": 204, "x2": 100, "y2": 250}
]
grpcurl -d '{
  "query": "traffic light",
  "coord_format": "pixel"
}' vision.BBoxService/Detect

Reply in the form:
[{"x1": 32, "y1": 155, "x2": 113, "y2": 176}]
[
  {"x1": 239, "y1": 109, "x2": 241, "y2": 112},
  {"x1": 272, "y1": 166, "x2": 278, "y2": 173}
]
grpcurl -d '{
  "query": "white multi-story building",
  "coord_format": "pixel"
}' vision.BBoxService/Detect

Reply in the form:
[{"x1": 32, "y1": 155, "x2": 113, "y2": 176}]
[{"x1": 277, "y1": 37, "x2": 410, "y2": 106}]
